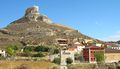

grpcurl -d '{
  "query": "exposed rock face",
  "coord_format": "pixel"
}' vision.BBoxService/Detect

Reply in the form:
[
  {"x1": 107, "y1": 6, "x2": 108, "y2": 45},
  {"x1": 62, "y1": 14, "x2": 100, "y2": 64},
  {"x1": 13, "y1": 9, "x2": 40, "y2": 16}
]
[
  {"x1": 24, "y1": 6, "x2": 53, "y2": 23},
  {"x1": 41, "y1": 15, "x2": 53, "y2": 23},
  {"x1": 25, "y1": 6, "x2": 40, "y2": 22}
]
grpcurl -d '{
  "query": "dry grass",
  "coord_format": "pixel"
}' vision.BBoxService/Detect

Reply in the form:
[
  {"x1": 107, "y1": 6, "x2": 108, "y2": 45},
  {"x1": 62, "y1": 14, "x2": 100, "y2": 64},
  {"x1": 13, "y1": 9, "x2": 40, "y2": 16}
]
[{"x1": 0, "y1": 60, "x2": 59, "y2": 69}]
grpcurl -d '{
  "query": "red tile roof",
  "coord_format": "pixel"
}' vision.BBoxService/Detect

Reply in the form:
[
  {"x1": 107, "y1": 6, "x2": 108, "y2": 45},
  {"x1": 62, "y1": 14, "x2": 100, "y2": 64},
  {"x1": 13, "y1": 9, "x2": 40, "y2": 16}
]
[
  {"x1": 86, "y1": 45, "x2": 100, "y2": 48},
  {"x1": 105, "y1": 48, "x2": 120, "y2": 53},
  {"x1": 68, "y1": 47, "x2": 76, "y2": 51}
]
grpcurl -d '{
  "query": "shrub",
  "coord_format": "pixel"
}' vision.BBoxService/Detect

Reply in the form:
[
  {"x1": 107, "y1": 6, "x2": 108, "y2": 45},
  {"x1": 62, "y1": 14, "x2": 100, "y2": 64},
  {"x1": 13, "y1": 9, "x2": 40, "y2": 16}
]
[
  {"x1": 23, "y1": 47, "x2": 33, "y2": 53},
  {"x1": 74, "y1": 53, "x2": 80, "y2": 60},
  {"x1": 94, "y1": 51, "x2": 104, "y2": 63},
  {"x1": 23, "y1": 47, "x2": 33, "y2": 57},
  {"x1": 53, "y1": 48, "x2": 60, "y2": 54},
  {"x1": 33, "y1": 52, "x2": 45, "y2": 57},
  {"x1": 6, "y1": 47, "x2": 16, "y2": 56},
  {"x1": 34, "y1": 46, "x2": 49, "y2": 52},
  {"x1": 66, "y1": 57, "x2": 73, "y2": 64},
  {"x1": 52, "y1": 57, "x2": 60, "y2": 64}
]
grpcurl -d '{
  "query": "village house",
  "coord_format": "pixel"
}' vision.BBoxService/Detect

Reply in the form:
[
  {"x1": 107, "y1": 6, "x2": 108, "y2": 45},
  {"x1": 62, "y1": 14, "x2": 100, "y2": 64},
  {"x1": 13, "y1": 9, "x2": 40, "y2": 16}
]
[
  {"x1": 105, "y1": 48, "x2": 120, "y2": 63},
  {"x1": 111, "y1": 45, "x2": 120, "y2": 50},
  {"x1": 83, "y1": 45, "x2": 104, "y2": 63},
  {"x1": 96, "y1": 43, "x2": 103, "y2": 47},
  {"x1": 56, "y1": 39, "x2": 68, "y2": 46},
  {"x1": 74, "y1": 42, "x2": 85, "y2": 53},
  {"x1": 0, "y1": 50, "x2": 6, "y2": 57},
  {"x1": 104, "y1": 43, "x2": 113, "y2": 48},
  {"x1": 104, "y1": 43, "x2": 120, "y2": 50},
  {"x1": 66, "y1": 42, "x2": 85, "y2": 62},
  {"x1": 67, "y1": 42, "x2": 85, "y2": 53},
  {"x1": 60, "y1": 49, "x2": 75, "y2": 69}
]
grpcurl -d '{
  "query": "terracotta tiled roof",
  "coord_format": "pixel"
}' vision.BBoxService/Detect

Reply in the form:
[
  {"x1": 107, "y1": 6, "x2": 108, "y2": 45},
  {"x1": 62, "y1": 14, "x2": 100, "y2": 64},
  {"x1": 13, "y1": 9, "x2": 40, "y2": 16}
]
[
  {"x1": 105, "y1": 43, "x2": 113, "y2": 46},
  {"x1": 110, "y1": 45, "x2": 120, "y2": 47},
  {"x1": 68, "y1": 47, "x2": 76, "y2": 51},
  {"x1": 105, "y1": 48, "x2": 120, "y2": 53},
  {"x1": 86, "y1": 45, "x2": 100, "y2": 48}
]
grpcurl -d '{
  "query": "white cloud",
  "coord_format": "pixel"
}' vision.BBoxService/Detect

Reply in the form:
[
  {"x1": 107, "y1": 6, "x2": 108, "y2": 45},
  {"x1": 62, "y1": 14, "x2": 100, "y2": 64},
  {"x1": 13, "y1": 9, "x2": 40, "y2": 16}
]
[{"x1": 100, "y1": 31, "x2": 120, "y2": 41}]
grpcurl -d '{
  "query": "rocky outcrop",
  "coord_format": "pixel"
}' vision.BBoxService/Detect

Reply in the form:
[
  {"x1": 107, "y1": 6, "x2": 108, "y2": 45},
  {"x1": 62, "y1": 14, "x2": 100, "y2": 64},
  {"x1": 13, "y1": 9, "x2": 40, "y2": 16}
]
[
  {"x1": 25, "y1": 6, "x2": 53, "y2": 23},
  {"x1": 0, "y1": 29, "x2": 9, "y2": 34},
  {"x1": 25, "y1": 6, "x2": 40, "y2": 22}
]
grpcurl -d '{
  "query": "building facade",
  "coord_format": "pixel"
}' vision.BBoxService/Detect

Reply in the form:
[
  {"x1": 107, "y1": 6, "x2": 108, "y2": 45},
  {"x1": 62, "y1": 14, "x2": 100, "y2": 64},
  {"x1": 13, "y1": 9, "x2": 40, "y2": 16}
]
[
  {"x1": 0, "y1": 50, "x2": 6, "y2": 57},
  {"x1": 83, "y1": 46, "x2": 104, "y2": 63},
  {"x1": 57, "y1": 39, "x2": 68, "y2": 46},
  {"x1": 60, "y1": 49, "x2": 74, "y2": 69},
  {"x1": 74, "y1": 42, "x2": 85, "y2": 53}
]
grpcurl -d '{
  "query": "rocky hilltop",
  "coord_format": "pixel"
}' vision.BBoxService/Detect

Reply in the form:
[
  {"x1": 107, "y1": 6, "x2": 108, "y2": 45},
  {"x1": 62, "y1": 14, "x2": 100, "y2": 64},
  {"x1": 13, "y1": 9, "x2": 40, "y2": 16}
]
[{"x1": 0, "y1": 6, "x2": 97, "y2": 48}]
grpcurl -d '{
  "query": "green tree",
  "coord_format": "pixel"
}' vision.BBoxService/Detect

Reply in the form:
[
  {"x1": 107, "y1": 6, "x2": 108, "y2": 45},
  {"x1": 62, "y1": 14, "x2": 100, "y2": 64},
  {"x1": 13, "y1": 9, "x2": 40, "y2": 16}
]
[
  {"x1": 94, "y1": 51, "x2": 104, "y2": 63},
  {"x1": 10, "y1": 45, "x2": 18, "y2": 50},
  {"x1": 6, "y1": 45, "x2": 19, "y2": 57},
  {"x1": 66, "y1": 57, "x2": 73, "y2": 64},
  {"x1": 6, "y1": 47, "x2": 16, "y2": 56},
  {"x1": 34, "y1": 46, "x2": 49, "y2": 52},
  {"x1": 74, "y1": 53, "x2": 80, "y2": 60},
  {"x1": 53, "y1": 48, "x2": 60, "y2": 54},
  {"x1": 52, "y1": 57, "x2": 61, "y2": 64},
  {"x1": 23, "y1": 47, "x2": 33, "y2": 57}
]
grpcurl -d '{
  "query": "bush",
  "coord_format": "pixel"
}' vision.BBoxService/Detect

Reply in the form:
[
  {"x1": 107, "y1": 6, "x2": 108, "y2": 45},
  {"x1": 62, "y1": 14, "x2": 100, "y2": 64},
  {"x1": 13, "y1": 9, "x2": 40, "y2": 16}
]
[
  {"x1": 23, "y1": 47, "x2": 33, "y2": 53},
  {"x1": 52, "y1": 57, "x2": 60, "y2": 64},
  {"x1": 6, "y1": 45, "x2": 19, "y2": 56},
  {"x1": 53, "y1": 48, "x2": 60, "y2": 54},
  {"x1": 33, "y1": 52, "x2": 45, "y2": 57},
  {"x1": 74, "y1": 53, "x2": 80, "y2": 60},
  {"x1": 34, "y1": 46, "x2": 50, "y2": 52},
  {"x1": 49, "y1": 48, "x2": 60, "y2": 55},
  {"x1": 66, "y1": 57, "x2": 73, "y2": 64},
  {"x1": 22, "y1": 47, "x2": 33, "y2": 57},
  {"x1": 6, "y1": 47, "x2": 16, "y2": 56},
  {"x1": 8, "y1": 45, "x2": 18, "y2": 50},
  {"x1": 94, "y1": 51, "x2": 104, "y2": 63}
]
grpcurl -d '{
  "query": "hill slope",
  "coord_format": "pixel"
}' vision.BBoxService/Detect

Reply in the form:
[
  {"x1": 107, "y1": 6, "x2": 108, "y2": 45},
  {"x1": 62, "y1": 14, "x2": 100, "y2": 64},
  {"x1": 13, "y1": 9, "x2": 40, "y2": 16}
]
[{"x1": 0, "y1": 6, "x2": 96, "y2": 47}]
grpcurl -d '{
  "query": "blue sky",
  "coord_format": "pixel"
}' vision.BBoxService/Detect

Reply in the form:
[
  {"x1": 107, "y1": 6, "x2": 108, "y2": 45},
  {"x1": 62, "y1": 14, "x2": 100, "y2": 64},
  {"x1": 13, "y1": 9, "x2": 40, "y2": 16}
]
[{"x1": 0, "y1": 0, "x2": 120, "y2": 41}]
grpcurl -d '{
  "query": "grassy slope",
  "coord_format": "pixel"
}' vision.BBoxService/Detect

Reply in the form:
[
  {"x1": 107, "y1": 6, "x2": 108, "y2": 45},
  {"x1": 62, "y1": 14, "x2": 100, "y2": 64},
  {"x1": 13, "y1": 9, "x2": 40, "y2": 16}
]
[{"x1": 0, "y1": 60, "x2": 59, "y2": 69}]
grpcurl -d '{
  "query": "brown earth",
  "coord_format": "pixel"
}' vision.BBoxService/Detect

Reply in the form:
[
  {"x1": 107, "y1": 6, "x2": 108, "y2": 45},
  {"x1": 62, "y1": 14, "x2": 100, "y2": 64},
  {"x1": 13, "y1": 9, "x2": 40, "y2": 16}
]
[{"x1": 0, "y1": 60, "x2": 59, "y2": 69}]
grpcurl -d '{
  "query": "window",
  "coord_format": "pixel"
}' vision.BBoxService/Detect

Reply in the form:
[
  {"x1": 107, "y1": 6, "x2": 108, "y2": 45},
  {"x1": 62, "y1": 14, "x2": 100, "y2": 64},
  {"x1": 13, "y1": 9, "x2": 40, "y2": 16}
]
[{"x1": 91, "y1": 58, "x2": 95, "y2": 61}]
